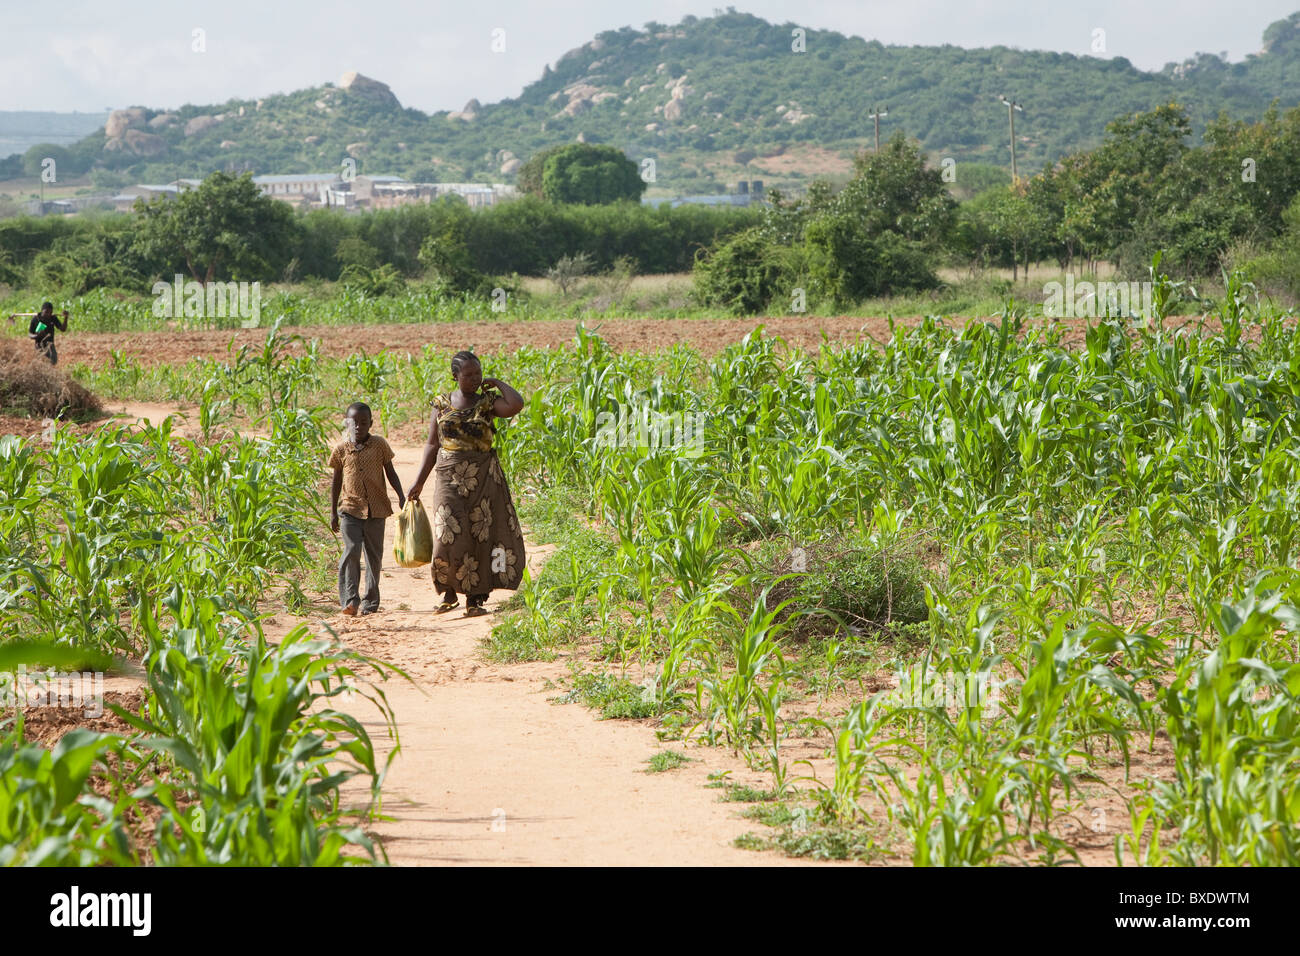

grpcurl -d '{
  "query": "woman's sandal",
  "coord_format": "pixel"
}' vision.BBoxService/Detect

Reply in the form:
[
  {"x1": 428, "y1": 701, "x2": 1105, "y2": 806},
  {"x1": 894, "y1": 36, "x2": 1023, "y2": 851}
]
[
  {"x1": 434, "y1": 600, "x2": 459, "y2": 614},
  {"x1": 463, "y1": 605, "x2": 488, "y2": 618}
]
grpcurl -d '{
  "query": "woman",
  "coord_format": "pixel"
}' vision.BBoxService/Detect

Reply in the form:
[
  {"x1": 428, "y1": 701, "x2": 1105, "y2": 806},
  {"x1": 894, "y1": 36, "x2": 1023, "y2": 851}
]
[{"x1": 408, "y1": 351, "x2": 527, "y2": 617}]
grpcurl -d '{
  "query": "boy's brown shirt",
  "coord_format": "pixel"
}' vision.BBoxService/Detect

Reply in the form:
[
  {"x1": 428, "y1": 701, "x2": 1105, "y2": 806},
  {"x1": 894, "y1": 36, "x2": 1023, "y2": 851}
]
[{"x1": 329, "y1": 436, "x2": 396, "y2": 519}]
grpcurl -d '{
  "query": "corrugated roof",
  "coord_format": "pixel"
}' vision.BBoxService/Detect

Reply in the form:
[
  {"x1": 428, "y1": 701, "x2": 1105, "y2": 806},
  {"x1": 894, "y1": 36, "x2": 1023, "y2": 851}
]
[{"x1": 250, "y1": 172, "x2": 338, "y2": 182}]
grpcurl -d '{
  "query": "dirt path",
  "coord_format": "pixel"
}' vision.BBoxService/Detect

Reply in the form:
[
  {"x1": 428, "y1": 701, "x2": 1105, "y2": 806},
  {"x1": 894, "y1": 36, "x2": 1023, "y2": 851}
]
[
  {"x1": 308, "y1": 437, "x2": 844, "y2": 866},
  {"x1": 99, "y1": 403, "x2": 835, "y2": 866}
]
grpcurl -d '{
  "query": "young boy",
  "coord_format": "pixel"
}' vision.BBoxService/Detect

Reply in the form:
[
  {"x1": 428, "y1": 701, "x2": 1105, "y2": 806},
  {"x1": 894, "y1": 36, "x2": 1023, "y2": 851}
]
[
  {"x1": 8, "y1": 302, "x2": 69, "y2": 365},
  {"x1": 329, "y1": 402, "x2": 404, "y2": 616}
]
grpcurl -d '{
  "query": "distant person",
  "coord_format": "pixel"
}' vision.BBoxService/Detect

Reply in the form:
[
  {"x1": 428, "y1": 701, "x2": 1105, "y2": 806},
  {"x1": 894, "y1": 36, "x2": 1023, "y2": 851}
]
[
  {"x1": 330, "y1": 402, "x2": 405, "y2": 616},
  {"x1": 8, "y1": 302, "x2": 69, "y2": 365},
  {"x1": 407, "y1": 351, "x2": 526, "y2": 617}
]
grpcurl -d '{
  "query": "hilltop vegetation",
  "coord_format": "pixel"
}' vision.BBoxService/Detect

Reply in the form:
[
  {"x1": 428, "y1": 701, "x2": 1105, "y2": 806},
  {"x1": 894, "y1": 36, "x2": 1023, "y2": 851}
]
[{"x1": 8, "y1": 11, "x2": 1300, "y2": 195}]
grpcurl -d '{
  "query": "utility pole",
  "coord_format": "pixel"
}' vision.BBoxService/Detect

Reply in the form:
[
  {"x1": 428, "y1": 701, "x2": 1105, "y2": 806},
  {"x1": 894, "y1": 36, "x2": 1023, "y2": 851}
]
[
  {"x1": 868, "y1": 105, "x2": 889, "y2": 152},
  {"x1": 999, "y1": 95, "x2": 1023, "y2": 182}
]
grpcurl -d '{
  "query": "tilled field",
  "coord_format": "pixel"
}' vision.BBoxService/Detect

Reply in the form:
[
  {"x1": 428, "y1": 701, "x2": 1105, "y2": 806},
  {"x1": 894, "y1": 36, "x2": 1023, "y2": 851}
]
[{"x1": 48, "y1": 313, "x2": 1251, "y2": 369}]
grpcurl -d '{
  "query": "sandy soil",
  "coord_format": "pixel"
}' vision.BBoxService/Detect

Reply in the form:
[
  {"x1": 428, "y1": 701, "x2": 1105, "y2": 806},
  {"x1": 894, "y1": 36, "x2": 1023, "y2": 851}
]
[{"x1": 288, "y1": 435, "x2": 843, "y2": 866}]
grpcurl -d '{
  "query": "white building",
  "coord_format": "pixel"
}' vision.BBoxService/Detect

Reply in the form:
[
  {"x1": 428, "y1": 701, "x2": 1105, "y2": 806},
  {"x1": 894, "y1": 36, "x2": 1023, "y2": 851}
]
[{"x1": 251, "y1": 173, "x2": 343, "y2": 198}]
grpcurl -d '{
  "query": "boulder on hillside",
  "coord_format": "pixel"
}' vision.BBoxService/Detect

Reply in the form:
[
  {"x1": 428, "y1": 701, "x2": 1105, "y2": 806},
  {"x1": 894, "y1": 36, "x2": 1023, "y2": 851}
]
[
  {"x1": 448, "y1": 98, "x2": 481, "y2": 121},
  {"x1": 148, "y1": 112, "x2": 179, "y2": 129},
  {"x1": 185, "y1": 115, "x2": 220, "y2": 136},
  {"x1": 338, "y1": 71, "x2": 401, "y2": 108},
  {"x1": 501, "y1": 158, "x2": 523, "y2": 175},
  {"x1": 345, "y1": 142, "x2": 368, "y2": 157},
  {"x1": 104, "y1": 108, "x2": 147, "y2": 138},
  {"x1": 123, "y1": 129, "x2": 167, "y2": 156}
]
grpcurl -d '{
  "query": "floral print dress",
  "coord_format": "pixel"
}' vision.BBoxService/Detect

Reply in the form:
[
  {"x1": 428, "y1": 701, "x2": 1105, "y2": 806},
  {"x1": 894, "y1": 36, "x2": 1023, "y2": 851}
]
[{"x1": 429, "y1": 390, "x2": 526, "y2": 596}]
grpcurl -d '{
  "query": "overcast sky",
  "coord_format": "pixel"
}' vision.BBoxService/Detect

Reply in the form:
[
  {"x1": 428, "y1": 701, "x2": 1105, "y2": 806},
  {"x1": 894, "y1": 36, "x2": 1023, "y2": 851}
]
[{"x1": 3, "y1": 0, "x2": 1294, "y2": 113}]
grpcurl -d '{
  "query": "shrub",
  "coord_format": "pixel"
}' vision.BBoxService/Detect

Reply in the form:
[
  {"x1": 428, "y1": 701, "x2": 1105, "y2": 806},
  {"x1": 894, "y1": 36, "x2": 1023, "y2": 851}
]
[
  {"x1": 691, "y1": 227, "x2": 803, "y2": 315},
  {"x1": 751, "y1": 535, "x2": 930, "y2": 640},
  {"x1": 804, "y1": 222, "x2": 939, "y2": 307}
]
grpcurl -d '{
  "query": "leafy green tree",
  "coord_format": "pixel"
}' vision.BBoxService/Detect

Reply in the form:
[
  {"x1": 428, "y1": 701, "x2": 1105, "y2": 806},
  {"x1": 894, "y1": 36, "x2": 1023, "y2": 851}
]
[
  {"x1": 966, "y1": 185, "x2": 1050, "y2": 279},
  {"x1": 334, "y1": 236, "x2": 381, "y2": 270},
  {"x1": 22, "y1": 144, "x2": 74, "y2": 180},
  {"x1": 540, "y1": 144, "x2": 645, "y2": 205},
  {"x1": 417, "y1": 209, "x2": 496, "y2": 296},
  {"x1": 131, "y1": 172, "x2": 300, "y2": 283},
  {"x1": 696, "y1": 135, "x2": 951, "y2": 311},
  {"x1": 517, "y1": 146, "x2": 566, "y2": 199}
]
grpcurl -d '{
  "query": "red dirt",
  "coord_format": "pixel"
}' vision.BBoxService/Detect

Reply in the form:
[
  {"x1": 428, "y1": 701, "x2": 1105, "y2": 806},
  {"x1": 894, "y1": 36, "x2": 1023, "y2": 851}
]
[{"x1": 53, "y1": 314, "x2": 1265, "y2": 369}]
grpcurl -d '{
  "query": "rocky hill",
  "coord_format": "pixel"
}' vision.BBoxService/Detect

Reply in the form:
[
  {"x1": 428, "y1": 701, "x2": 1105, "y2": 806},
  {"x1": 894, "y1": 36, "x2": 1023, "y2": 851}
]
[{"x1": 9, "y1": 10, "x2": 1300, "y2": 195}]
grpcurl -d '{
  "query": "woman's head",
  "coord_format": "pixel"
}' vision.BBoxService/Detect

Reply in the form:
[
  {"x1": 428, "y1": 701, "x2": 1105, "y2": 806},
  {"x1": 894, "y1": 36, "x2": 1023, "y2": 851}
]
[{"x1": 451, "y1": 350, "x2": 481, "y2": 392}]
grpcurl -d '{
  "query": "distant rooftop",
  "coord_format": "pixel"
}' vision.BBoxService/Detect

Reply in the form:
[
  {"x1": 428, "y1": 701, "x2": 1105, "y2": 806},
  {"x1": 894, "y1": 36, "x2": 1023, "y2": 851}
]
[
  {"x1": 252, "y1": 173, "x2": 339, "y2": 184},
  {"x1": 643, "y1": 194, "x2": 762, "y2": 207}
]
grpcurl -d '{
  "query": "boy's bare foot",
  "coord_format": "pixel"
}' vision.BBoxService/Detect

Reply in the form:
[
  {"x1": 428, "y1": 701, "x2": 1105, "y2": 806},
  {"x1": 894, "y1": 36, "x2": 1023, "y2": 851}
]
[
  {"x1": 342, "y1": 603, "x2": 358, "y2": 616},
  {"x1": 360, "y1": 607, "x2": 377, "y2": 616}
]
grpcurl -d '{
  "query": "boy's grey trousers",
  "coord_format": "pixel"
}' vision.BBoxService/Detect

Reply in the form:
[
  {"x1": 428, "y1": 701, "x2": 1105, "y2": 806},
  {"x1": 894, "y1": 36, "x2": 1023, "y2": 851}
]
[{"x1": 339, "y1": 512, "x2": 385, "y2": 612}]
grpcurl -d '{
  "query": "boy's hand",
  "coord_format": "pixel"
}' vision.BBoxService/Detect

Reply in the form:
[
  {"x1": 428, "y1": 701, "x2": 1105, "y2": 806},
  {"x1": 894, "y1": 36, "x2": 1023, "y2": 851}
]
[
  {"x1": 397, "y1": 495, "x2": 406, "y2": 510},
  {"x1": 330, "y1": 513, "x2": 339, "y2": 533}
]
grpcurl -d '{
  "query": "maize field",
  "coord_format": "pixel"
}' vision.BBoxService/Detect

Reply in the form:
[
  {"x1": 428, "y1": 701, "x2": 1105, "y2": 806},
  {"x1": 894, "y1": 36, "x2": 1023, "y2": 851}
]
[{"x1": 4, "y1": 279, "x2": 1300, "y2": 866}]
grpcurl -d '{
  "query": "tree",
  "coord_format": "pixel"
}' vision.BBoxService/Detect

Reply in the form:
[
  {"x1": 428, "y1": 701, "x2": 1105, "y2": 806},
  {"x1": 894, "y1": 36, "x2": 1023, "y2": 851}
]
[
  {"x1": 767, "y1": 134, "x2": 953, "y2": 306},
  {"x1": 131, "y1": 172, "x2": 300, "y2": 283},
  {"x1": 968, "y1": 185, "x2": 1049, "y2": 280},
  {"x1": 417, "y1": 207, "x2": 496, "y2": 296},
  {"x1": 540, "y1": 144, "x2": 645, "y2": 205},
  {"x1": 517, "y1": 146, "x2": 566, "y2": 199},
  {"x1": 334, "y1": 236, "x2": 381, "y2": 270},
  {"x1": 22, "y1": 144, "x2": 73, "y2": 180}
]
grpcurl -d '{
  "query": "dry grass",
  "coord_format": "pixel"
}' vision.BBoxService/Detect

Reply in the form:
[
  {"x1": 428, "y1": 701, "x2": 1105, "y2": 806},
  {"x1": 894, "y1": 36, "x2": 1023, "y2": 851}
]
[{"x1": 0, "y1": 339, "x2": 101, "y2": 418}]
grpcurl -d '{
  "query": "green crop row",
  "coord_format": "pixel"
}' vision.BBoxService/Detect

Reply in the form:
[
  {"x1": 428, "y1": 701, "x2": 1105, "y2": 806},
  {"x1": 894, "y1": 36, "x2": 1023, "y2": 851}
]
[
  {"x1": 1, "y1": 395, "x2": 398, "y2": 864},
  {"x1": 55, "y1": 290, "x2": 1300, "y2": 865}
]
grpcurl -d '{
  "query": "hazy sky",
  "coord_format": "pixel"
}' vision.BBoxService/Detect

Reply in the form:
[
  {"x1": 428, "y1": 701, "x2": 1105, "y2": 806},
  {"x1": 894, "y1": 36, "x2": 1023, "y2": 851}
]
[{"x1": 3, "y1": 0, "x2": 1294, "y2": 113}]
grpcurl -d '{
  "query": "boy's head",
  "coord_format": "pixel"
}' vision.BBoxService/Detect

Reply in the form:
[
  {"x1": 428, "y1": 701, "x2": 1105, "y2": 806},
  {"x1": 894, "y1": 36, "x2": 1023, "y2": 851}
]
[
  {"x1": 40, "y1": 302, "x2": 54, "y2": 315},
  {"x1": 344, "y1": 402, "x2": 372, "y2": 443}
]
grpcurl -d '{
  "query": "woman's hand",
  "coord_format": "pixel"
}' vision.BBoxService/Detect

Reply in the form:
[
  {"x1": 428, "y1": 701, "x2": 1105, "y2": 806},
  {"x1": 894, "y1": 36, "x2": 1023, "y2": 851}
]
[
  {"x1": 408, "y1": 481, "x2": 425, "y2": 501},
  {"x1": 484, "y1": 378, "x2": 525, "y2": 417}
]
